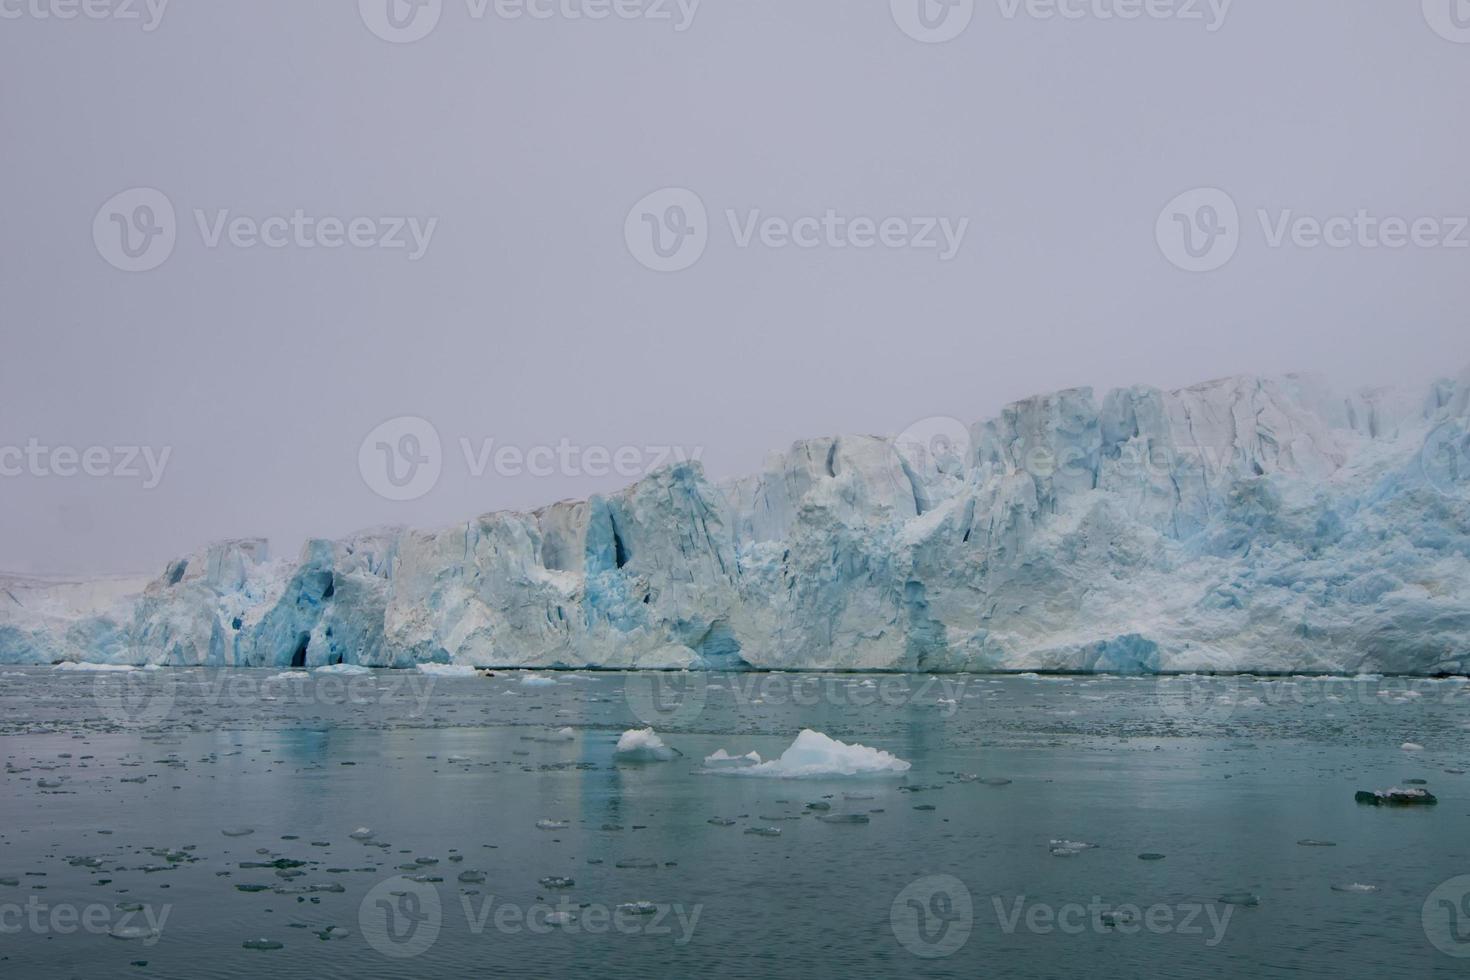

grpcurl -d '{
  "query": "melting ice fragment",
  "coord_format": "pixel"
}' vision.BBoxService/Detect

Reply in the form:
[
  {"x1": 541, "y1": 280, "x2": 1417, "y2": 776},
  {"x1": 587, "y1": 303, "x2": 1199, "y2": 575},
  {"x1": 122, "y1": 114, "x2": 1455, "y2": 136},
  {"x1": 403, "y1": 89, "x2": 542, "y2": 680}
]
[
  {"x1": 702, "y1": 730, "x2": 909, "y2": 778},
  {"x1": 614, "y1": 729, "x2": 678, "y2": 762},
  {"x1": 1355, "y1": 787, "x2": 1438, "y2": 806}
]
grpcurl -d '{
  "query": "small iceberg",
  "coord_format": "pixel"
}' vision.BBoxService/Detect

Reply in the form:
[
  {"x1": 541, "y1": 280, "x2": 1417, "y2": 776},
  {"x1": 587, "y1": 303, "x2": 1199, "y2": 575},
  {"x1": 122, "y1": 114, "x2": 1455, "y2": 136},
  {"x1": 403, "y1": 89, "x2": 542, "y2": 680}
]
[
  {"x1": 519, "y1": 673, "x2": 557, "y2": 687},
  {"x1": 313, "y1": 664, "x2": 371, "y2": 676},
  {"x1": 416, "y1": 663, "x2": 479, "y2": 677},
  {"x1": 54, "y1": 662, "x2": 136, "y2": 672},
  {"x1": 1401, "y1": 742, "x2": 1425, "y2": 752},
  {"x1": 701, "y1": 730, "x2": 909, "y2": 778},
  {"x1": 614, "y1": 729, "x2": 678, "y2": 763}
]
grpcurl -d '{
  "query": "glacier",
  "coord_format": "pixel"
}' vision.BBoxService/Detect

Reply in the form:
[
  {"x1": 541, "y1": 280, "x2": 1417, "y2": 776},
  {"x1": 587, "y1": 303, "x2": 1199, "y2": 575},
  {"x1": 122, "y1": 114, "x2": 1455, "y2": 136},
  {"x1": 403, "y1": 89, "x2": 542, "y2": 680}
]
[{"x1": 3, "y1": 369, "x2": 1468, "y2": 675}]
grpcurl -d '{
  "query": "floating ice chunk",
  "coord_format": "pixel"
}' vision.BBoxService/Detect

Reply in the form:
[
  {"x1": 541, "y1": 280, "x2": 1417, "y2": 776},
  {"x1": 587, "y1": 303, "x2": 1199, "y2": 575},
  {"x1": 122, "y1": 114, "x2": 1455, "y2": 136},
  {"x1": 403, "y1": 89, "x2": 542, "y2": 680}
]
[
  {"x1": 614, "y1": 728, "x2": 678, "y2": 762},
  {"x1": 313, "y1": 664, "x2": 371, "y2": 676},
  {"x1": 416, "y1": 663, "x2": 479, "y2": 677},
  {"x1": 349, "y1": 827, "x2": 376, "y2": 841},
  {"x1": 538, "y1": 876, "x2": 575, "y2": 889},
  {"x1": 817, "y1": 813, "x2": 871, "y2": 824},
  {"x1": 536, "y1": 819, "x2": 569, "y2": 831},
  {"x1": 241, "y1": 938, "x2": 284, "y2": 951},
  {"x1": 108, "y1": 925, "x2": 159, "y2": 941},
  {"x1": 1355, "y1": 787, "x2": 1438, "y2": 806},
  {"x1": 1331, "y1": 882, "x2": 1379, "y2": 893},
  {"x1": 1401, "y1": 742, "x2": 1425, "y2": 752},
  {"x1": 616, "y1": 901, "x2": 659, "y2": 916},
  {"x1": 703, "y1": 749, "x2": 762, "y2": 769},
  {"x1": 519, "y1": 673, "x2": 556, "y2": 687},
  {"x1": 1049, "y1": 839, "x2": 1097, "y2": 856},
  {"x1": 705, "y1": 730, "x2": 909, "y2": 778},
  {"x1": 266, "y1": 672, "x2": 303, "y2": 682},
  {"x1": 54, "y1": 662, "x2": 135, "y2": 672},
  {"x1": 546, "y1": 911, "x2": 577, "y2": 926}
]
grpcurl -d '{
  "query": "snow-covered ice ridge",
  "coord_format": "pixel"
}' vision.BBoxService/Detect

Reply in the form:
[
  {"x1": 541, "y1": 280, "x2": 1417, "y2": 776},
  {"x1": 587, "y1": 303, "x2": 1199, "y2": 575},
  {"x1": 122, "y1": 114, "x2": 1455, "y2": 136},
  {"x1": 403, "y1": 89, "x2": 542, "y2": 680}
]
[{"x1": 4, "y1": 370, "x2": 1468, "y2": 674}]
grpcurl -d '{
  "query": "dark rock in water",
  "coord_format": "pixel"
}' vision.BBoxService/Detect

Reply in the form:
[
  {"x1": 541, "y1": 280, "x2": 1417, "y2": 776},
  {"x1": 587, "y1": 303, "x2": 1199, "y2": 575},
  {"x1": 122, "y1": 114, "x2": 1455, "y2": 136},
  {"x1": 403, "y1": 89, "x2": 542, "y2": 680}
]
[
  {"x1": 1355, "y1": 788, "x2": 1437, "y2": 806},
  {"x1": 1402, "y1": 778, "x2": 1428, "y2": 785},
  {"x1": 1218, "y1": 892, "x2": 1260, "y2": 907},
  {"x1": 1297, "y1": 839, "x2": 1336, "y2": 847}
]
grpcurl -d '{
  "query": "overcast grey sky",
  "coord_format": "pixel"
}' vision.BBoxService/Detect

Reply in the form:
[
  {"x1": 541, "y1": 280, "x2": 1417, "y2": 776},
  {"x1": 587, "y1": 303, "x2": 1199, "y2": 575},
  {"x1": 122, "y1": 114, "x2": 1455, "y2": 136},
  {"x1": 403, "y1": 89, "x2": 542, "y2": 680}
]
[{"x1": 2, "y1": 0, "x2": 1467, "y2": 576}]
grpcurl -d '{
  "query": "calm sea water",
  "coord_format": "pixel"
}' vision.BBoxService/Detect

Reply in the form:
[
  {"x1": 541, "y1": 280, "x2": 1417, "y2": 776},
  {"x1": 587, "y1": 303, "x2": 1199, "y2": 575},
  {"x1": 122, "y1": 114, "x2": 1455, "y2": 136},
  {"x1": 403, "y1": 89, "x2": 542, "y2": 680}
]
[{"x1": 1, "y1": 667, "x2": 1468, "y2": 978}]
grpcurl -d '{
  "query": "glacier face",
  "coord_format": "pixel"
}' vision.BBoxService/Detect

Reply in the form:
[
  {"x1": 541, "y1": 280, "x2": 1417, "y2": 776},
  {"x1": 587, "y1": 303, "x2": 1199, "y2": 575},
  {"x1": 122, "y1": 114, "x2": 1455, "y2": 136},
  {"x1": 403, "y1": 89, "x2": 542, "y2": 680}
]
[{"x1": 3, "y1": 370, "x2": 1468, "y2": 674}]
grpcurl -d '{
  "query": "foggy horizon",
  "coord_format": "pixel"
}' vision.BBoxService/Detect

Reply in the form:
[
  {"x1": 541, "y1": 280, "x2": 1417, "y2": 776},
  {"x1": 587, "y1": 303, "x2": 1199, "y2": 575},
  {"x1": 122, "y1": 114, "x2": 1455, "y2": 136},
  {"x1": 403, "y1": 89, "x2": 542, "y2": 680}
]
[{"x1": 4, "y1": 1, "x2": 1468, "y2": 577}]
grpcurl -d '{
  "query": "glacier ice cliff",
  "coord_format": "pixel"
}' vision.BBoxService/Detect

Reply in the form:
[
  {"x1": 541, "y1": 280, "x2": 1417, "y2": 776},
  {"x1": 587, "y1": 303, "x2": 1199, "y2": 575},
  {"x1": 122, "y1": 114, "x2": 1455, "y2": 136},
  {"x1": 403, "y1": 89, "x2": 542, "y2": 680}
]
[{"x1": 3, "y1": 369, "x2": 1468, "y2": 674}]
